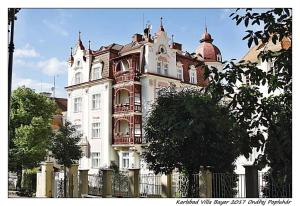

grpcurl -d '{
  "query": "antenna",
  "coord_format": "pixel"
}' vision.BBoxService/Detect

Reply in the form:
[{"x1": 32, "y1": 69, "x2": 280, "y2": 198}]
[
  {"x1": 205, "y1": 17, "x2": 207, "y2": 32},
  {"x1": 142, "y1": 13, "x2": 144, "y2": 31}
]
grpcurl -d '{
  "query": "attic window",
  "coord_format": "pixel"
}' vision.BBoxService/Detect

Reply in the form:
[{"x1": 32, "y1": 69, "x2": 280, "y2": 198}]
[
  {"x1": 77, "y1": 60, "x2": 81, "y2": 67},
  {"x1": 158, "y1": 45, "x2": 167, "y2": 54}
]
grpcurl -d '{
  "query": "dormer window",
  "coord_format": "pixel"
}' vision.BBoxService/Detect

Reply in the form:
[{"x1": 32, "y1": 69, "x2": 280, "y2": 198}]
[
  {"x1": 158, "y1": 45, "x2": 167, "y2": 54},
  {"x1": 75, "y1": 72, "x2": 82, "y2": 84},
  {"x1": 217, "y1": 54, "x2": 222, "y2": 62},
  {"x1": 77, "y1": 60, "x2": 81, "y2": 67},
  {"x1": 93, "y1": 67, "x2": 100, "y2": 80}
]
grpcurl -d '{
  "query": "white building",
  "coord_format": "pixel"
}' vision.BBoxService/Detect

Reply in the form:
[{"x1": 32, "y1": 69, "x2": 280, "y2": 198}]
[
  {"x1": 234, "y1": 37, "x2": 291, "y2": 174},
  {"x1": 66, "y1": 20, "x2": 223, "y2": 174}
]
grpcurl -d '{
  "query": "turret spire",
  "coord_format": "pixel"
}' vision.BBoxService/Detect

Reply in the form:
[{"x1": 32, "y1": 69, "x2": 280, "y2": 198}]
[{"x1": 78, "y1": 31, "x2": 81, "y2": 41}]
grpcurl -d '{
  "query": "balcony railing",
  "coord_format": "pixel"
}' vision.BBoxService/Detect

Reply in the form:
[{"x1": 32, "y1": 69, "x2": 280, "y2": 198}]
[
  {"x1": 114, "y1": 104, "x2": 130, "y2": 113},
  {"x1": 113, "y1": 133, "x2": 143, "y2": 145},
  {"x1": 115, "y1": 73, "x2": 135, "y2": 83},
  {"x1": 114, "y1": 133, "x2": 132, "y2": 144},
  {"x1": 113, "y1": 104, "x2": 142, "y2": 113}
]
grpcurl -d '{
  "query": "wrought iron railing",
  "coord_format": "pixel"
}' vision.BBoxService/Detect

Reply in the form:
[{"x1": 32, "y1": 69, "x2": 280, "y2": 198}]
[
  {"x1": 139, "y1": 174, "x2": 162, "y2": 197},
  {"x1": 88, "y1": 171, "x2": 103, "y2": 196},
  {"x1": 258, "y1": 172, "x2": 292, "y2": 198},
  {"x1": 112, "y1": 171, "x2": 131, "y2": 197}
]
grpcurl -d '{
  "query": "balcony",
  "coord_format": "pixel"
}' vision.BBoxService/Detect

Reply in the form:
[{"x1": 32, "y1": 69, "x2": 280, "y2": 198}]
[
  {"x1": 113, "y1": 133, "x2": 143, "y2": 145},
  {"x1": 114, "y1": 104, "x2": 130, "y2": 113}
]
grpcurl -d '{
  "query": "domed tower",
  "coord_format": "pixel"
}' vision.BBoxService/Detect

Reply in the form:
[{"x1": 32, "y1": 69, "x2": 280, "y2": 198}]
[{"x1": 195, "y1": 27, "x2": 223, "y2": 71}]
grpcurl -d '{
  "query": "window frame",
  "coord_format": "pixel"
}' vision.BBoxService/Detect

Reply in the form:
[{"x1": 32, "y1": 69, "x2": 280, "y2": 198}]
[
  {"x1": 74, "y1": 72, "x2": 82, "y2": 84},
  {"x1": 92, "y1": 94, "x2": 101, "y2": 110},
  {"x1": 91, "y1": 152, "x2": 101, "y2": 168},
  {"x1": 91, "y1": 122, "x2": 101, "y2": 139},
  {"x1": 74, "y1": 97, "x2": 82, "y2": 113},
  {"x1": 122, "y1": 152, "x2": 130, "y2": 169}
]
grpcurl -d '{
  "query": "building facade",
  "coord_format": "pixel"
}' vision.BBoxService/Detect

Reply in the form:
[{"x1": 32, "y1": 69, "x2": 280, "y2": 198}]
[{"x1": 66, "y1": 20, "x2": 223, "y2": 174}]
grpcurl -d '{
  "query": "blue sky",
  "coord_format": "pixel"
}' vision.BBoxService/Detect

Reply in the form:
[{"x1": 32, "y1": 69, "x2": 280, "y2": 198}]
[{"x1": 12, "y1": 8, "x2": 263, "y2": 98}]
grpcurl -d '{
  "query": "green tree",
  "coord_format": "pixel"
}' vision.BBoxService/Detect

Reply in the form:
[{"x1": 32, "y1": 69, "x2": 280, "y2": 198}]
[
  {"x1": 203, "y1": 8, "x2": 292, "y2": 194},
  {"x1": 143, "y1": 88, "x2": 241, "y2": 197},
  {"x1": 50, "y1": 121, "x2": 82, "y2": 197},
  {"x1": 9, "y1": 87, "x2": 57, "y2": 189}
]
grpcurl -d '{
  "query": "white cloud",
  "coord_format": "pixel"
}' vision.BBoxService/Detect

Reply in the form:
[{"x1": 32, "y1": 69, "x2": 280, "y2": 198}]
[
  {"x1": 14, "y1": 44, "x2": 40, "y2": 58},
  {"x1": 12, "y1": 74, "x2": 67, "y2": 98},
  {"x1": 37, "y1": 57, "x2": 67, "y2": 76},
  {"x1": 12, "y1": 74, "x2": 53, "y2": 92},
  {"x1": 43, "y1": 19, "x2": 69, "y2": 37}
]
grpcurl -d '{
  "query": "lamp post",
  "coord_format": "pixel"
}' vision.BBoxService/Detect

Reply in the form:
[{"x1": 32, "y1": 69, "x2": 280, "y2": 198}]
[{"x1": 8, "y1": 8, "x2": 20, "y2": 125}]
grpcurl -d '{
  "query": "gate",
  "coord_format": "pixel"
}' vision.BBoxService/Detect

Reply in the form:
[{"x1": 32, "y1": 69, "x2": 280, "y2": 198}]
[
  {"x1": 212, "y1": 173, "x2": 245, "y2": 198},
  {"x1": 112, "y1": 171, "x2": 131, "y2": 197},
  {"x1": 53, "y1": 172, "x2": 64, "y2": 198},
  {"x1": 139, "y1": 174, "x2": 162, "y2": 197},
  {"x1": 88, "y1": 171, "x2": 103, "y2": 196},
  {"x1": 172, "y1": 173, "x2": 200, "y2": 197}
]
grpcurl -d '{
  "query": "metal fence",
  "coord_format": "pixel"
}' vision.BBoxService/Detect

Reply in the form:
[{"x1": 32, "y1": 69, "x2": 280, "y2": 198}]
[
  {"x1": 212, "y1": 173, "x2": 245, "y2": 198},
  {"x1": 8, "y1": 173, "x2": 17, "y2": 191},
  {"x1": 172, "y1": 173, "x2": 200, "y2": 197},
  {"x1": 258, "y1": 172, "x2": 292, "y2": 198},
  {"x1": 53, "y1": 172, "x2": 64, "y2": 198},
  {"x1": 88, "y1": 172, "x2": 103, "y2": 196},
  {"x1": 112, "y1": 171, "x2": 131, "y2": 197},
  {"x1": 139, "y1": 174, "x2": 162, "y2": 197}
]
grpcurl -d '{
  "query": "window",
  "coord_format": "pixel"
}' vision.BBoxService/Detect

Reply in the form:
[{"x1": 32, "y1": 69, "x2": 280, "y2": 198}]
[
  {"x1": 92, "y1": 94, "x2": 101, "y2": 110},
  {"x1": 74, "y1": 97, "x2": 82, "y2": 113},
  {"x1": 134, "y1": 124, "x2": 141, "y2": 136},
  {"x1": 217, "y1": 54, "x2": 222, "y2": 62},
  {"x1": 122, "y1": 152, "x2": 130, "y2": 169},
  {"x1": 93, "y1": 67, "x2": 100, "y2": 80},
  {"x1": 189, "y1": 69, "x2": 197, "y2": 84},
  {"x1": 75, "y1": 72, "x2": 82, "y2": 84},
  {"x1": 92, "y1": 122, "x2": 101, "y2": 138},
  {"x1": 92, "y1": 152, "x2": 100, "y2": 168},
  {"x1": 77, "y1": 60, "x2": 81, "y2": 67},
  {"x1": 177, "y1": 68, "x2": 183, "y2": 80},
  {"x1": 157, "y1": 62, "x2": 161, "y2": 74},
  {"x1": 134, "y1": 93, "x2": 141, "y2": 105},
  {"x1": 164, "y1": 63, "x2": 168, "y2": 75}
]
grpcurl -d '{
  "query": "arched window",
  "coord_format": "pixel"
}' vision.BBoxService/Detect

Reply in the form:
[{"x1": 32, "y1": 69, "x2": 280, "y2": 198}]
[
  {"x1": 189, "y1": 66, "x2": 197, "y2": 84},
  {"x1": 116, "y1": 60, "x2": 129, "y2": 72},
  {"x1": 177, "y1": 66, "x2": 183, "y2": 80},
  {"x1": 74, "y1": 72, "x2": 82, "y2": 84},
  {"x1": 217, "y1": 54, "x2": 222, "y2": 62},
  {"x1": 158, "y1": 45, "x2": 167, "y2": 54}
]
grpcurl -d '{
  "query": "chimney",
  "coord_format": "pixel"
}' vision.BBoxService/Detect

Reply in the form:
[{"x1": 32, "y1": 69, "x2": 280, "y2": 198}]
[
  {"x1": 132, "y1": 33, "x2": 143, "y2": 43},
  {"x1": 171, "y1": 42, "x2": 182, "y2": 51}
]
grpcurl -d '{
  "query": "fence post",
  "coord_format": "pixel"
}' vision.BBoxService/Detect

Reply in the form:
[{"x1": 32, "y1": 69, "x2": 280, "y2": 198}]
[
  {"x1": 128, "y1": 168, "x2": 140, "y2": 197},
  {"x1": 79, "y1": 169, "x2": 89, "y2": 197},
  {"x1": 36, "y1": 161, "x2": 54, "y2": 197},
  {"x1": 244, "y1": 165, "x2": 259, "y2": 198},
  {"x1": 102, "y1": 168, "x2": 113, "y2": 197},
  {"x1": 68, "y1": 164, "x2": 79, "y2": 197},
  {"x1": 161, "y1": 174, "x2": 172, "y2": 197},
  {"x1": 199, "y1": 168, "x2": 212, "y2": 198}
]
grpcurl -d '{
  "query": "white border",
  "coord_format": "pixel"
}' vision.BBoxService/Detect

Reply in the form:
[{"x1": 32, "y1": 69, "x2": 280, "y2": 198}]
[{"x1": 1, "y1": 1, "x2": 298, "y2": 206}]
